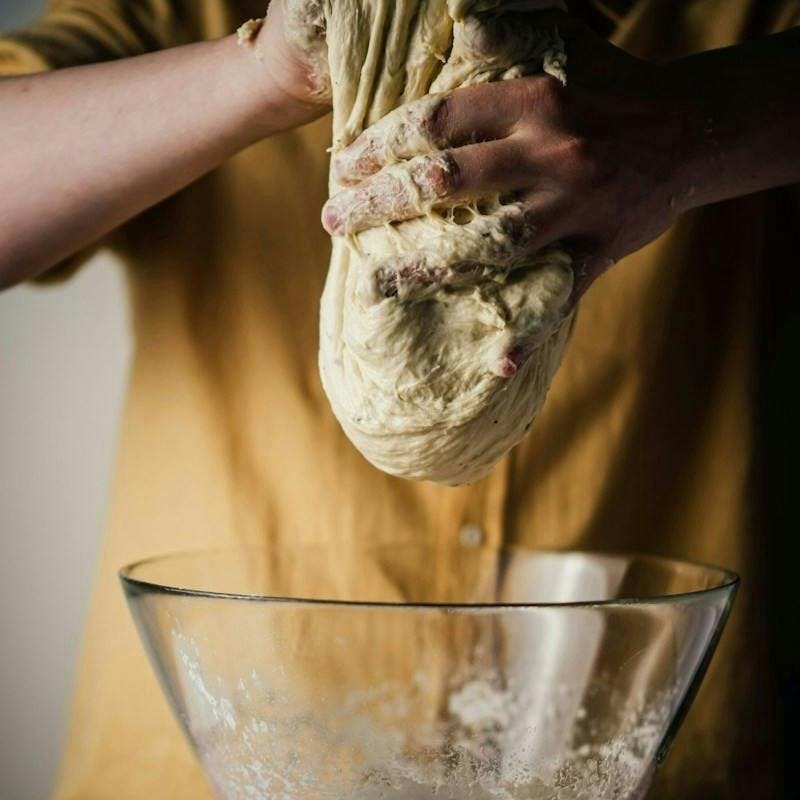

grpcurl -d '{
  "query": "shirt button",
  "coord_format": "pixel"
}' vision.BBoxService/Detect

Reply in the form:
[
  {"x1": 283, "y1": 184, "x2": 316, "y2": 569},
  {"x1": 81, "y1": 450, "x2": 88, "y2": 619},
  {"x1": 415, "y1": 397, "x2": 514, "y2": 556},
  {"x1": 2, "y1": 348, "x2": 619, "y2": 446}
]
[{"x1": 459, "y1": 523, "x2": 485, "y2": 548}]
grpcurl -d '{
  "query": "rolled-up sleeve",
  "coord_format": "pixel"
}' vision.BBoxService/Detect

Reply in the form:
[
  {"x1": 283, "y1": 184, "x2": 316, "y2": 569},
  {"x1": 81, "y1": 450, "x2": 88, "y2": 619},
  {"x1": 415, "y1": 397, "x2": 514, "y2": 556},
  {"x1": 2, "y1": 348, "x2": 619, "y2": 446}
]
[{"x1": 0, "y1": 0, "x2": 184, "y2": 281}]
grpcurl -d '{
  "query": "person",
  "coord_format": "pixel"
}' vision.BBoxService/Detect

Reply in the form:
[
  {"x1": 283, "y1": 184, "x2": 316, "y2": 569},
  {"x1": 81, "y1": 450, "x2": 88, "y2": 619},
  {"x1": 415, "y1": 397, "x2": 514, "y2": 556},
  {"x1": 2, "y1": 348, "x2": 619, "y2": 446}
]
[{"x1": 1, "y1": 0, "x2": 798, "y2": 797}]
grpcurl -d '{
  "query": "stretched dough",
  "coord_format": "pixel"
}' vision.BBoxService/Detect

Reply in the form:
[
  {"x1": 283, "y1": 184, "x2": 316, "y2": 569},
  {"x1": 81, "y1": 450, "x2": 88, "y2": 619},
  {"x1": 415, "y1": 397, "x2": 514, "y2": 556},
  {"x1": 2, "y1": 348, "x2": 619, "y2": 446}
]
[{"x1": 312, "y1": 0, "x2": 575, "y2": 485}]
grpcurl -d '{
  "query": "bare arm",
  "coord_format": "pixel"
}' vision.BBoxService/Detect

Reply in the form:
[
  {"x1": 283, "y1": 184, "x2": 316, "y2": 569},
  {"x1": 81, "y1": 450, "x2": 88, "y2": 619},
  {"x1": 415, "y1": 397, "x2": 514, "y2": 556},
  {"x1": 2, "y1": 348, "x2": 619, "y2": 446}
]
[
  {"x1": 667, "y1": 27, "x2": 800, "y2": 211},
  {"x1": 0, "y1": 3, "x2": 328, "y2": 289}
]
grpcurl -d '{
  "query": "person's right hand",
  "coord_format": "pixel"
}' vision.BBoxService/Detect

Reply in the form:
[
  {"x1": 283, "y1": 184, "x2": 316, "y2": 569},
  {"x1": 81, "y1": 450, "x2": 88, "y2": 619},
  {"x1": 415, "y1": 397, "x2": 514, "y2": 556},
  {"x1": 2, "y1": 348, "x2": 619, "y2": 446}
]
[
  {"x1": 321, "y1": 12, "x2": 691, "y2": 299},
  {"x1": 321, "y1": 13, "x2": 800, "y2": 302}
]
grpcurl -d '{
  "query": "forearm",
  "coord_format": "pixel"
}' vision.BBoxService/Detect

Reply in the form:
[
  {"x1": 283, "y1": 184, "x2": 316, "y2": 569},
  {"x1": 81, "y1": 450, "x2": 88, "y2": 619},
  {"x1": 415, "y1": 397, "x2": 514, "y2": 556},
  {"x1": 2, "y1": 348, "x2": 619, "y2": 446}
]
[
  {"x1": 0, "y1": 34, "x2": 311, "y2": 288},
  {"x1": 669, "y1": 28, "x2": 800, "y2": 213}
]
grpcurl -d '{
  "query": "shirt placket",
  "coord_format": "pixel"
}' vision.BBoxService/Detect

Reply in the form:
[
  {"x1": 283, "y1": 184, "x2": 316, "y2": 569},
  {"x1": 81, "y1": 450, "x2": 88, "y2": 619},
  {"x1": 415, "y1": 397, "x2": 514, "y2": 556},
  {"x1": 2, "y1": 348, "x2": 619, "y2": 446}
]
[{"x1": 431, "y1": 457, "x2": 512, "y2": 603}]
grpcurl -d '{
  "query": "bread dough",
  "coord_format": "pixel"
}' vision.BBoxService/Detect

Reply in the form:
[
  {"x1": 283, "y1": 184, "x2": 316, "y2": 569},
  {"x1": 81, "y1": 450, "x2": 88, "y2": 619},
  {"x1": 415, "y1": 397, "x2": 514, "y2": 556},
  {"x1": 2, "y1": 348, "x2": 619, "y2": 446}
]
[{"x1": 313, "y1": 1, "x2": 575, "y2": 485}]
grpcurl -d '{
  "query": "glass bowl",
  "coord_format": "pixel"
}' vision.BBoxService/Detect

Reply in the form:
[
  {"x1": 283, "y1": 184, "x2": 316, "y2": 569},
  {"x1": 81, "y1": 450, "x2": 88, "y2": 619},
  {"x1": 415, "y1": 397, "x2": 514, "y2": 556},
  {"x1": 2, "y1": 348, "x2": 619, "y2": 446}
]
[{"x1": 120, "y1": 546, "x2": 737, "y2": 800}]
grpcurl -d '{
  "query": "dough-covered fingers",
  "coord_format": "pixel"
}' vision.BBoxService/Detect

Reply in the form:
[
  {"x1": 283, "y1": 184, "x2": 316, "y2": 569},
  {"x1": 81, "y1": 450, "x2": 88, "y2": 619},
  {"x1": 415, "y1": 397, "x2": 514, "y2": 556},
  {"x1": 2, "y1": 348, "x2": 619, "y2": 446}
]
[
  {"x1": 323, "y1": 139, "x2": 534, "y2": 235},
  {"x1": 332, "y1": 96, "x2": 446, "y2": 186},
  {"x1": 357, "y1": 203, "x2": 548, "y2": 304},
  {"x1": 323, "y1": 152, "x2": 458, "y2": 235},
  {"x1": 363, "y1": 255, "x2": 491, "y2": 303},
  {"x1": 333, "y1": 83, "x2": 526, "y2": 186}
]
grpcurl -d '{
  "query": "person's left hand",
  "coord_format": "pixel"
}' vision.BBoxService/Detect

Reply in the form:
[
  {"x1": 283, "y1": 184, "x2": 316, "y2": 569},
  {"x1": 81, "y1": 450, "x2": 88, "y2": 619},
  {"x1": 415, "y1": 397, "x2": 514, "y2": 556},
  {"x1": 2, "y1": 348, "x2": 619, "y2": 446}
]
[
  {"x1": 322, "y1": 13, "x2": 702, "y2": 297},
  {"x1": 240, "y1": 0, "x2": 331, "y2": 131}
]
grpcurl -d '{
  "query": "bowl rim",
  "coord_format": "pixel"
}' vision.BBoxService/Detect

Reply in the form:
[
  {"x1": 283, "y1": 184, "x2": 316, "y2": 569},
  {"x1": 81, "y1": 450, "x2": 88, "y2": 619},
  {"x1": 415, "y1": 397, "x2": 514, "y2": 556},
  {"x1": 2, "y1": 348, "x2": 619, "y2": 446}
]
[{"x1": 118, "y1": 546, "x2": 740, "y2": 610}]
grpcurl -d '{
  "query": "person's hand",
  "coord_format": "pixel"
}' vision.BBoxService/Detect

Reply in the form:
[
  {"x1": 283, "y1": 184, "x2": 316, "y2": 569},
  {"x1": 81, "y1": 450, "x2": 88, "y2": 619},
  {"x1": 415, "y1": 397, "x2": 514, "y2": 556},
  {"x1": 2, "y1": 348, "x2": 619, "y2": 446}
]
[
  {"x1": 243, "y1": 1, "x2": 331, "y2": 129},
  {"x1": 321, "y1": 14, "x2": 702, "y2": 297}
]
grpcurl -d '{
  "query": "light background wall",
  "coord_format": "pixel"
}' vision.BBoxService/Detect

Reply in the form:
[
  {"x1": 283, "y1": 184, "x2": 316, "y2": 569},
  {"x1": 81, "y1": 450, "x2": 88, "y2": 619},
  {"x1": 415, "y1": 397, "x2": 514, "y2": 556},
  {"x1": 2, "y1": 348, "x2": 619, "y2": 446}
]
[{"x1": 0, "y1": 2, "x2": 132, "y2": 797}]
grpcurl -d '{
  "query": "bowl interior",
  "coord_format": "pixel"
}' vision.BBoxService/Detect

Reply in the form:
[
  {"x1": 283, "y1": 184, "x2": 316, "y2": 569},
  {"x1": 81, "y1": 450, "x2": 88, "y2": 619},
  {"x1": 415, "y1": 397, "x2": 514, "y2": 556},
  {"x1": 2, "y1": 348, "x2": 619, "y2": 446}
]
[{"x1": 121, "y1": 547, "x2": 738, "y2": 800}]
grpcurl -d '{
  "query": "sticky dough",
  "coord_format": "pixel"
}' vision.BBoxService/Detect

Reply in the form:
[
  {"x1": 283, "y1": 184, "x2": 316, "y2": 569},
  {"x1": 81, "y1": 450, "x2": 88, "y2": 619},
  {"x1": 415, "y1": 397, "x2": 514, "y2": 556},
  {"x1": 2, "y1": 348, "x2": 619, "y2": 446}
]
[{"x1": 309, "y1": 0, "x2": 575, "y2": 485}]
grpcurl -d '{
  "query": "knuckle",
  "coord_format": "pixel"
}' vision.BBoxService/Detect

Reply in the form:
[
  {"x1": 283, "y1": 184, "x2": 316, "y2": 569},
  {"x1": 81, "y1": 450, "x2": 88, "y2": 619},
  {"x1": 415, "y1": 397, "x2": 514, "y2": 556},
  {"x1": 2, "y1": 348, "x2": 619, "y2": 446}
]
[
  {"x1": 385, "y1": 106, "x2": 412, "y2": 149},
  {"x1": 508, "y1": 80, "x2": 535, "y2": 128},
  {"x1": 410, "y1": 153, "x2": 459, "y2": 199},
  {"x1": 541, "y1": 72, "x2": 567, "y2": 99},
  {"x1": 423, "y1": 94, "x2": 453, "y2": 146},
  {"x1": 528, "y1": 74, "x2": 568, "y2": 117},
  {"x1": 561, "y1": 133, "x2": 597, "y2": 184},
  {"x1": 511, "y1": 76, "x2": 567, "y2": 130},
  {"x1": 335, "y1": 137, "x2": 379, "y2": 184},
  {"x1": 439, "y1": 151, "x2": 462, "y2": 194}
]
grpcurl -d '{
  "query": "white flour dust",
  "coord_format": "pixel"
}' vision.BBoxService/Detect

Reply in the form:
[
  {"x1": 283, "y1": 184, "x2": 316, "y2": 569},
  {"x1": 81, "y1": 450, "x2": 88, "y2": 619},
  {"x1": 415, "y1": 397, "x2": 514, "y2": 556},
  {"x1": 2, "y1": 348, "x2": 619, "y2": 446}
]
[{"x1": 170, "y1": 630, "x2": 673, "y2": 800}]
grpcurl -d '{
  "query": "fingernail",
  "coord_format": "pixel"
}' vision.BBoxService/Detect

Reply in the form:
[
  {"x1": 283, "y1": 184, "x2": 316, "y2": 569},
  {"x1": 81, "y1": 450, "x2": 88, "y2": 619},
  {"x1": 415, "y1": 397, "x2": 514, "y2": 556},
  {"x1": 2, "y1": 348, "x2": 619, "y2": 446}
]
[
  {"x1": 321, "y1": 201, "x2": 343, "y2": 235},
  {"x1": 494, "y1": 356, "x2": 519, "y2": 379},
  {"x1": 493, "y1": 343, "x2": 528, "y2": 378}
]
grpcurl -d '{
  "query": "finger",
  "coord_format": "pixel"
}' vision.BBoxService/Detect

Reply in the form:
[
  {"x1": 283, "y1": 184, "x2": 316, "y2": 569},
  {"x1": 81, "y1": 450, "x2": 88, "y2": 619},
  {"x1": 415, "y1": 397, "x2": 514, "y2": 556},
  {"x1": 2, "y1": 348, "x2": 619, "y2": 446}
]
[
  {"x1": 494, "y1": 305, "x2": 573, "y2": 379},
  {"x1": 323, "y1": 139, "x2": 534, "y2": 235},
  {"x1": 332, "y1": 81, "x2": 534, "y2": 186},
  {"x1": 492, "y1": 247, "x2": 575, "y2": 379},
  {"x1": 356, "y1": 203, "x2": 548, "y2": 304},
  {"x1": 360, "y1": 256, "x2": 491, "y2": 304}
]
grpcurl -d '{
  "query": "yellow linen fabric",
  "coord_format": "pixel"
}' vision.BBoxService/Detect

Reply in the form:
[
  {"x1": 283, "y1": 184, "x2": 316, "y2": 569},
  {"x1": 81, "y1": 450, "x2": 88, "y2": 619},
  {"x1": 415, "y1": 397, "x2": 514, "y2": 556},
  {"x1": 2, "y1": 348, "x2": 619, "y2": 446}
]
[{"x1": 2, "y1": 1, "x2": 798, "y2": 797}]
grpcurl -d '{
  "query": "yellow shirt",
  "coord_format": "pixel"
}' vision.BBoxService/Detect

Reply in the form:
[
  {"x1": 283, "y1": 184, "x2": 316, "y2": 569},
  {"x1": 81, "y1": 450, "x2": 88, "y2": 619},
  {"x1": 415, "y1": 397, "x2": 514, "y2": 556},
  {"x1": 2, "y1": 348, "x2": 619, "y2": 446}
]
[{"x1": 2, "y1": 1, "x2": 799, "y2": 797}]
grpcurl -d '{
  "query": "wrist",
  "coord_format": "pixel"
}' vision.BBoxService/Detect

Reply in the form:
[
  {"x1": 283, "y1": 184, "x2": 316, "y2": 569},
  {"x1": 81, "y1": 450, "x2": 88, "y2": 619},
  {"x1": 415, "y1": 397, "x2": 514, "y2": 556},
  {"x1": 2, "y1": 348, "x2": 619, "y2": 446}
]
[
  {"x1": 237, "y1": 13, "x2": 330, "y2": 140},
  {"x1": 224, "y1": 30, "x2": 327, "y2": 144},
  {"x1": 649, "y1": 60, "x2": 724, "y2": 216},
  {"x1": 658, "y1": 36, "x2": 800, "y2": 212},
  {"x1": 250, "y1": 64, "x2": 328, "y2": 138}
]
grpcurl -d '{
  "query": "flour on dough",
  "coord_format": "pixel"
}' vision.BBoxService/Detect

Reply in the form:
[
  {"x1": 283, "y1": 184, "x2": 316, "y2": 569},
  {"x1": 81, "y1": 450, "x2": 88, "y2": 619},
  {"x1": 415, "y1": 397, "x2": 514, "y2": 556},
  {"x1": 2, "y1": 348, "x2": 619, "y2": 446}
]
[{"x1": 311, "y1": 0, "x2": 575, "y2": 485}]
